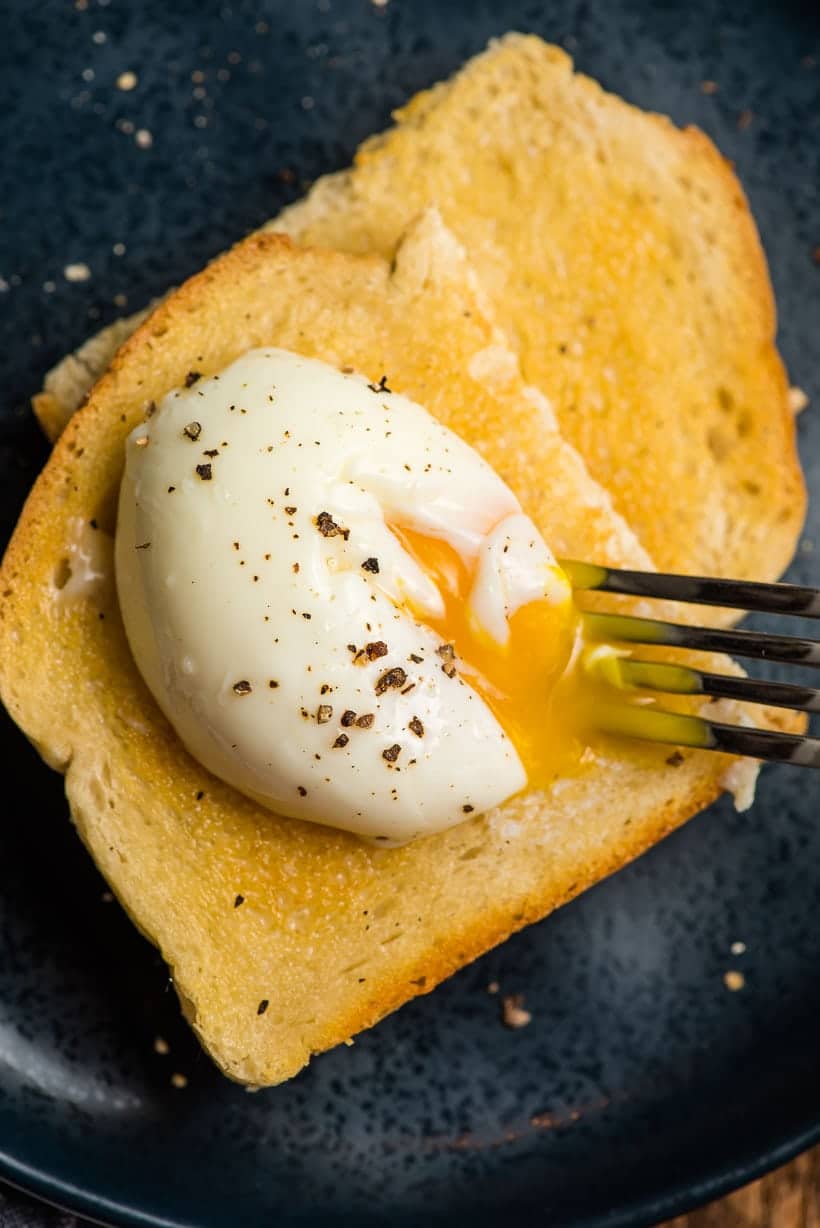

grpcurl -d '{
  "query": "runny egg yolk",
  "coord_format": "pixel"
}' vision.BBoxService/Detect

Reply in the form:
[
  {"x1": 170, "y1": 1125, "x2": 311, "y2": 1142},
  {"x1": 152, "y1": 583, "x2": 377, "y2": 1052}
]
[{"x1": 393, "y1": 526, "x2": 589, "y2": 790}]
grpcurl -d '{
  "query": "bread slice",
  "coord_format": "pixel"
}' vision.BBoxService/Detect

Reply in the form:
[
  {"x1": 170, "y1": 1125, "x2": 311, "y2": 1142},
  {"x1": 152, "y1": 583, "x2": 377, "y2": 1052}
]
[
  {"x1": 33, "y1": 307, "x2": 154, "y2": 442},
  {"x1": 1, "y1": 214, "x2": 794, "y2": 1086},
  {"x1": 275, "y1": 34, "x2": 805, "y2": 583},
  {"x1": 34, "y1": 35, "x2": 805, "y2": 587}
]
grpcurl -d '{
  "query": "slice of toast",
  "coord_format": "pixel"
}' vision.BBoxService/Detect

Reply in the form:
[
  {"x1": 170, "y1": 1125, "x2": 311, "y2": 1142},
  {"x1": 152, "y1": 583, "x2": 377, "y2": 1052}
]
[
  {"x1": 275, "y1": 34, "x2": 805, "y2": 582},
  {"x1": 1, "y1": 214, "x2": 791, "y2": 1087},
  {"x1": 34, "y1": 35, "x2": 805, "y2": 588}
]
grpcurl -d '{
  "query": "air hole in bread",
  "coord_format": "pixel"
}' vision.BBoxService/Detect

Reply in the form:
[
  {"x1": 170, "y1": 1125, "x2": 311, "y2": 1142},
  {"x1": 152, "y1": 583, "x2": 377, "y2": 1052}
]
[
  {"x1": 736, "y1": 410, "x2": 753, "y2": 438},
  {"x1": 717, "y1": 386, "x2": 734, "y2": 411},
  {"x1": 53, "y1": 558, "x2": 72, "y2": 590},
  {"x1": 707, "y1": 427, "x2": 732, "y2": 461}
]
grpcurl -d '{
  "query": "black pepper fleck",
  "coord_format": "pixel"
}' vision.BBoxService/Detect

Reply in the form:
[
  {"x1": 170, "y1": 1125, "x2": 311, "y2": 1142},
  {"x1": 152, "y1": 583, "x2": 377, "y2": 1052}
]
[
  {"x1": 375, "y1": 666, "x2": 407, "y2": 695},
  {"x1": 361, "y1": 557, "x2": 380, "y2": 574},
  {"x1": 196, "y1": 463, "x2": 213, "y2": 481},
  {"x1": 257, "y1": 999, "x2": 269, "y2": 1016},
  {"x1": 409, "y1": 716, "x2": 424, "y2": 738},
  {"x1": 234, "y1": 894, "x2": 244, "y2": 907},
  {"x1": 365, "y1": 640, "x2": 388, "y2": 661},
  {"x1": 232, "y1": 680, "x2": 252, "y2": 695},
  {"x1": 367, "y1": 375, "x2": 392, "y2": 394},
  {"x1": 341, "y1": 710, "x2": 357, "y2": 727},
  {"x1": 333, "y1": 734, "x2": 349, "y2": 748},
  {"x1": 356, "y1": 713, "x2": 375, "y2": 729},
  {"x1": 185, "y1": 370, "x2": 202, "y2": 387},
  {"x1": 382, "y1": 744, "x2": 401, "y2": 763},
  {"x1": 315, "y1": 510, "x2": 350, "y2": 540},
  {"x1": 317, "y1": 704, "x2": 333, "y2": 724},
  {"x1": 183, "y1": 421, "x2": 202, "y2": 440}
]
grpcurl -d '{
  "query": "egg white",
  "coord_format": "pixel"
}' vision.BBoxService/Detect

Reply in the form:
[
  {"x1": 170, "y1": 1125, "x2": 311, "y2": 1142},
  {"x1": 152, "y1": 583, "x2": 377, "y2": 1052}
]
[{"x1": 115, "y1": 348, "x2": 565, "y2": 842}]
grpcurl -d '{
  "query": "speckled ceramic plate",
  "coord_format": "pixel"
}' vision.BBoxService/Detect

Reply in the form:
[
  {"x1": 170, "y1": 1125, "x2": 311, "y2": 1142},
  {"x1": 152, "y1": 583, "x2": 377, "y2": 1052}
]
[{"x1": 1, "y1": 2, "x2": 819, "y2": 1225}]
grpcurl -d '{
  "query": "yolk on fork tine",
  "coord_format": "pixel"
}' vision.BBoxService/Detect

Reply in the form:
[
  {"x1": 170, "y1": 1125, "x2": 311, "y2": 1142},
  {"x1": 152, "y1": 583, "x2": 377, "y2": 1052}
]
[{"x1": 391, "y1": 525, "x2": 588, "y2": 788}]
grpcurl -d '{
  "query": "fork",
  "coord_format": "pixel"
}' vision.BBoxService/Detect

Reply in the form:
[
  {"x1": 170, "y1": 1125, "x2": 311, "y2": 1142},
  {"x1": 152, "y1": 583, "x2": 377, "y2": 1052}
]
[{"x1": 562, "y1": 561, "x2": 820, "y2": 768}]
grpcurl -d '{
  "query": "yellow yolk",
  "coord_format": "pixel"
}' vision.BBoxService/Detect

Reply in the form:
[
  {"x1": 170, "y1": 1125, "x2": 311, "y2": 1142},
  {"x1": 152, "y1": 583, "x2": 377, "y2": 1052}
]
[{"x1": 394, "y1": 526, "x2": 588, "y2": 790}]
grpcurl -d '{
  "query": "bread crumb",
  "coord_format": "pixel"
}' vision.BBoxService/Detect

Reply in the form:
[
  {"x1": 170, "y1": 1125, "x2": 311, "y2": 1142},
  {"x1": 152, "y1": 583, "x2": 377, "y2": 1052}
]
[
  {"x1": 501, "y1": 993, "x2": 532, "y2": 1029},
  {"x1": 730, "y1": 941, "x2": 747, "y2": 956},
  {"x1": 116, "y1": 71, "x2": 138, "y2": 91},
  {"x1": 153, "y1": 1036, "x2": 169, "y2": 1055},
  {"x1": 135, "y1": 128, "x2": 153, "y2": 149},
  {"x1": 737, "y1": 109, "x2": 754, "y2": 130},
  {"x1": 64, "y1": 262, "x2": 91, "y2": 283},
  {"x1": 788, "y1": 386, "x2": 809, "y2": 415},
  {"x1": 170, "y1": 1071, "x2": 188, "y2": 1088},
  {"x1": 700, "y1": 80, "x2": 719, "y2": 94},
  {"x1": 487, "y1": 980, "x2": 499, "y2": 994},
  {"x1": 101, "y1": 891, "x2": 113, "y2": 903},
  {"x1": 112, "y1": 242, "x2": 126, "y2": 256},
  {"x1": 724, "y1": 970, "x2": 745, "y2": 992}
]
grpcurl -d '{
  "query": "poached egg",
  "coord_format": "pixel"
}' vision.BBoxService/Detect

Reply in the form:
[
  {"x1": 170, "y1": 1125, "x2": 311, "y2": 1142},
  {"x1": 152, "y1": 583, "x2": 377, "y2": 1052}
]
[{"x1": 115, "y1": 348, "x2": 581, "y2": 843}]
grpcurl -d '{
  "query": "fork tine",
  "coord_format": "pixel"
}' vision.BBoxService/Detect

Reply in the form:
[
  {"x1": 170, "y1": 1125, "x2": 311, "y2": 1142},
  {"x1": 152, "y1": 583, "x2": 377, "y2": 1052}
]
[
  {"x1": 596, "y1": 705, "x2": 820, "y2": 767},
  {"x1": 584, "y1": 611, "x2": 820, "y2": 669},
  {"x1": 562, "y1": 560, "x2": 820, "y2": 618},
  {"x1": 609, "y1": 658, "x2": 820, "y2": 714}
]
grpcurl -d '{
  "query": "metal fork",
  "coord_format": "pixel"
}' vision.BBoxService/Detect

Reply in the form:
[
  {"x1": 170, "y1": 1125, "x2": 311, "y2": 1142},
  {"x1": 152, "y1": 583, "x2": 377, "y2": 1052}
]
[{"x1": 562, "y1": 561, "x2": 820, "y2": 768}]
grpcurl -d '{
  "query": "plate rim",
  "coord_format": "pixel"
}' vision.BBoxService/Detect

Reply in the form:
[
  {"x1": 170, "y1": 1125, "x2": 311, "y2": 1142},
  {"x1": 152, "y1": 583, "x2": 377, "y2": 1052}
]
[{"x1": 2, "y1": 1115, "x2": 820, "y2": 1227}]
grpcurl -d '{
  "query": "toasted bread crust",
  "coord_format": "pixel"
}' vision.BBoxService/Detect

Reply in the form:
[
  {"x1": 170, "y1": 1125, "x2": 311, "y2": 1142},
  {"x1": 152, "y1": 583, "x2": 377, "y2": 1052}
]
[{"x1": 1, "y1": 222, "x2": 799, "y2": 1086}]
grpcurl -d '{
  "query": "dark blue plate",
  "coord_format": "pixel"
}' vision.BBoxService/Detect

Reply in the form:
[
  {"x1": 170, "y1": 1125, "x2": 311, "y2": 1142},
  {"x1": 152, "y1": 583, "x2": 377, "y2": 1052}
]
[{"x1": 2, "y1": 2, "x2": 819, "y2": 1225}]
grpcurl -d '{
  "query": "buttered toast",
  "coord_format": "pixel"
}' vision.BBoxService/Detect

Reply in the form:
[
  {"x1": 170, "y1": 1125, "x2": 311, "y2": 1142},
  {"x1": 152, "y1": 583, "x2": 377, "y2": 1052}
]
[{"x1": 1, "y1": 215, "x2": 795, "y2": 1085}]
